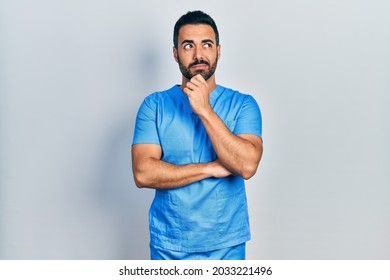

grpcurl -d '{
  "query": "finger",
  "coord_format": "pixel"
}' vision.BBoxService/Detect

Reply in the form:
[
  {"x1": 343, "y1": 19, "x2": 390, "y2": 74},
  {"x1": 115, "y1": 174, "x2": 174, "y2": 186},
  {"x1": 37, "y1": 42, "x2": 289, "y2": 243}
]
[
  {"x1": 194, "y1": 74, "x2": 206, "y2": 84},
  {"x1": 185, "y1": 81, "x2": 197, "y2": 91},
  {"x1": 190, "y1": 74, "x2": 206, "y2": 86},
  {"x1": 182, "y1": 87, "x2": 191, "y2": 96}
]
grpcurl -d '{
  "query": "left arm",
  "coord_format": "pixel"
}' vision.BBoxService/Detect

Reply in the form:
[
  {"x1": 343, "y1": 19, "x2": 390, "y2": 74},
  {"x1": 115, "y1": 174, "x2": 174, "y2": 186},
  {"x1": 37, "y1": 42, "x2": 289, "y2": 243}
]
[
  {"x1": 183, "y1": 75, "x2": 263, "y2": 179},
  {"x1": 200, "y1": 112, "x2": 263, "y2": 179}
]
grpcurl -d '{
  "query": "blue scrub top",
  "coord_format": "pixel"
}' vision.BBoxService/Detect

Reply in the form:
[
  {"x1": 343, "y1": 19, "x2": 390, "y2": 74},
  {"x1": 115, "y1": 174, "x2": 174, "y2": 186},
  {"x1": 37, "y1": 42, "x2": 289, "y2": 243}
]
[{"x1": 132, "y1": 85, "x2": 262, "y2": 253}]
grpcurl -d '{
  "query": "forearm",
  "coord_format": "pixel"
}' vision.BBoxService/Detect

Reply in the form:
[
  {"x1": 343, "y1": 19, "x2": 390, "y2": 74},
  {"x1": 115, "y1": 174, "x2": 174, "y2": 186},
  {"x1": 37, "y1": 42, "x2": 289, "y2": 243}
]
[
  {"x1": 183, "y1": 74, "x2": 262, "y2": 179},
  {"x1": 132, "y1": 157, "x2": 230, "y2": 189},
  {"x1": 199, "y1": 110, "x2": 262, "y2": 179}
]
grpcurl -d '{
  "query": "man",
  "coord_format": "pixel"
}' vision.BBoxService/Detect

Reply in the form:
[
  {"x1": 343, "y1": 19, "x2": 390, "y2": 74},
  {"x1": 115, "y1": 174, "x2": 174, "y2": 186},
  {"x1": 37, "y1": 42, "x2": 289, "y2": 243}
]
[{"x1": 132, "y1": 10, "x2": 263, "y2": 260}]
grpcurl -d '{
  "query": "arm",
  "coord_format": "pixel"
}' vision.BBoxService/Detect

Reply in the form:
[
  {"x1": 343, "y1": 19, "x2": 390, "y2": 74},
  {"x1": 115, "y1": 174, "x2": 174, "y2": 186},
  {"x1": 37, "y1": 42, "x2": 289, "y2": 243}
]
[
  {"x1": 199, "y1": 117, "x2": 262, "y2": 179},
  {"x1": 183, "y1": 75, "x2": 263, "y2": 179},
  {"x1": 131, "y1": 143, "x2": 231, "y2": 189}
]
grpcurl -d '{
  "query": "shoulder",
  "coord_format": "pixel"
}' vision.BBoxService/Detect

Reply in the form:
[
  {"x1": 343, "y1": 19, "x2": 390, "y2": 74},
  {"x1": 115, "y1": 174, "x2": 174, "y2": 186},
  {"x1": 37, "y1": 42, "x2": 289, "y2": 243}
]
[
  {"x1": 218, "y1": 85, "x2": 258, "y2": 105},
  {"x1": 144, "y1": 85, "x2": 176, "y2": 99},
  {"x1": 142, "y1": 85, "x2": 181, "y2": 104},
  {"x1": 138, "y1": 85, "x2": 179, "y2": 110},
  {"x1": 218, "y1": 85, "x2": 249, "y2": 97}
]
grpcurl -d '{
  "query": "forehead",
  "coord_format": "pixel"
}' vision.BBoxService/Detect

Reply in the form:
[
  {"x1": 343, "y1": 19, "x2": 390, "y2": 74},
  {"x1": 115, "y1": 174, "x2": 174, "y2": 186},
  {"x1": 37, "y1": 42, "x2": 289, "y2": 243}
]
[{"x1": 178, "y1": 24, "x2": 216, "y2": 42}]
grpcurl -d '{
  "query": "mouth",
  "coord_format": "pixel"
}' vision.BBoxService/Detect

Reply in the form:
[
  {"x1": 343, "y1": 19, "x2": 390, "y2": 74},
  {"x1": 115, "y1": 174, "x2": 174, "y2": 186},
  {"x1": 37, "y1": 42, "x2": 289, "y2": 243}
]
[
  {"x1": 189, "y1": 60, "x2": 209, "y2": 69},
  {"x1": 191, "y1": 63, "x2": 207, "y2": 69}
]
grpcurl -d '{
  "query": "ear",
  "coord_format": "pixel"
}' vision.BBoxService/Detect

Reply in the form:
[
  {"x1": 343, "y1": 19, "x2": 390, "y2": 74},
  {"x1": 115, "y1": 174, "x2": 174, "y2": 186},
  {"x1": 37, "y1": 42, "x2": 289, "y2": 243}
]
[
  {"x1": 217, "y1": 44, "x2": 221, "y2": 60},
  {"x1": 173, "y1": 47, "x2": 179, "y2": 63}
]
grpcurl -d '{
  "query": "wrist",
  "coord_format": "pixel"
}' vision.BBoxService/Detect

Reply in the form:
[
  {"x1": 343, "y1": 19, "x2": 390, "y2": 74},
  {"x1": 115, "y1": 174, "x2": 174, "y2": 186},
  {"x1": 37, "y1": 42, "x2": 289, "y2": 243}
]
[{"x1": 197, "y1": 106, "x2": 214, "y2": 119}]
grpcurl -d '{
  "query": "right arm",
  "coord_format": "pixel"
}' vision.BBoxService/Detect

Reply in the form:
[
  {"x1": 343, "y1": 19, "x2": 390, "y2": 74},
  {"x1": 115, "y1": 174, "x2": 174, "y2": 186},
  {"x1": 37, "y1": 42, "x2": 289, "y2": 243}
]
[{"x1": 131, "y1": 143, "x2": 231, "y2": 189}]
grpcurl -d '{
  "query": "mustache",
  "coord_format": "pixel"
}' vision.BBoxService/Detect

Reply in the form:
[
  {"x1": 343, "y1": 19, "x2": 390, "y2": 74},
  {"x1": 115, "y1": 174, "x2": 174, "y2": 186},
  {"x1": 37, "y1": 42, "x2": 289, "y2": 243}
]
[{"x1": 189, "y1": 59, "x2": 210, "y2": 68}]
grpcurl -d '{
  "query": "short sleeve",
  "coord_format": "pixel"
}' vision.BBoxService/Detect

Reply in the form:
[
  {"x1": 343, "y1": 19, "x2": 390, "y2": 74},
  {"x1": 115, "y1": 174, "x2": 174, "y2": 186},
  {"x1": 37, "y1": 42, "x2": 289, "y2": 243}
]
[
  {"x1": 132, "y1": 95, "x2": 160, "y2": 145},
  {"x1": 233, "y1": 95, "x2": 262, "y2": 139}
]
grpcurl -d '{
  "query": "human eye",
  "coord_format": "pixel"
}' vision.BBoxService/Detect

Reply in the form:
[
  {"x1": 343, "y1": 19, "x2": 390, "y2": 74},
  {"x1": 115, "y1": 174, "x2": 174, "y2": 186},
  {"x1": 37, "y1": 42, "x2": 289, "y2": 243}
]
[
  {"x1": 183, "y1": 44, "x2": 193, "y2": 50},
  {"x1": 203, "y1": 41, "x2": 214, "y2": 49}
]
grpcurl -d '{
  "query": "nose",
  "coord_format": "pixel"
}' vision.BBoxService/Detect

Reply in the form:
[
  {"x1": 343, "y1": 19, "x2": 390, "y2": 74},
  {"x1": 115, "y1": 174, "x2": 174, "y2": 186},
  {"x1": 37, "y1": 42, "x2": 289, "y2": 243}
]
[{"x1": 193, "y1": 46, "x2": 204, "y2": 61}]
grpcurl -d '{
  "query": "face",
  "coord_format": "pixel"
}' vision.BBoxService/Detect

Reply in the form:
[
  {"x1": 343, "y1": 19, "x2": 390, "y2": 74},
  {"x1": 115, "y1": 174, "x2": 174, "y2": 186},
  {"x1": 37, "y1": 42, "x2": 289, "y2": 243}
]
[{"x1": 174, "y1": 24, "x2": 220, "y2": 81}]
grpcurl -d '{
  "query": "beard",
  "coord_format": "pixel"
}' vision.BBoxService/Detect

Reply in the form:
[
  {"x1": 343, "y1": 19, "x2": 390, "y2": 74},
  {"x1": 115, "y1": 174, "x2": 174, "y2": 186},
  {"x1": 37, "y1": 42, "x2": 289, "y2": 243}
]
[{"x1": 177, "y1": 55, "x2": 218, "y2": 81}]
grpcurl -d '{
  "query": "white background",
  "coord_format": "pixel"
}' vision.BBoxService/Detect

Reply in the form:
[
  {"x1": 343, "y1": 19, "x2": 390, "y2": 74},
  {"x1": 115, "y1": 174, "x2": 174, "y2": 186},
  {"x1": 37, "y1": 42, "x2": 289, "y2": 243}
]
[{"x1": 1, "y1": 0, "x2": 389, "y2": 259}]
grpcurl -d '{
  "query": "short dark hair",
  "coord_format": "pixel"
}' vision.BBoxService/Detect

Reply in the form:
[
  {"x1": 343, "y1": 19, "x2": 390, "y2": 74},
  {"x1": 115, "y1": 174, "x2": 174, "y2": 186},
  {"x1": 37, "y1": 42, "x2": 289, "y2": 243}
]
[{"x1": 173, "y1": 10, "x2": 219, "y2": 48}]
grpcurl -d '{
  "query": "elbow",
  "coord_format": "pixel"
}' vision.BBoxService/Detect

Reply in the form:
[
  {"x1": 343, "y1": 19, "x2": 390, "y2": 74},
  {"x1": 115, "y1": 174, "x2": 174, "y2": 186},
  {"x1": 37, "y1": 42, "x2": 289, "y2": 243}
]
[
  {"x1": 241, "y1": 148, "x2": 263, "y2": 179},
  {"x1": 134, "y1": 180, "x2": 144, "y2": 189},
  {"x1": 240, "y1": 162, "x2": 260, "y2": 180},
  {"x1": 241, "y1": 168, "x2": 256, "y2": 180},
  {"x1": 133, "y1": 171, "x2": 147, "y2": 189}
]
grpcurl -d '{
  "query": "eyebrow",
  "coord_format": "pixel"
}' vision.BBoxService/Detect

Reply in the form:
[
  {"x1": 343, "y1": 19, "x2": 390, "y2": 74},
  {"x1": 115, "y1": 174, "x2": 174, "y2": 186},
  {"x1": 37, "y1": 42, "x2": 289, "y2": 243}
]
[{"x1": 181, "y1": 39, "x2": 215, "y2": 45}]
